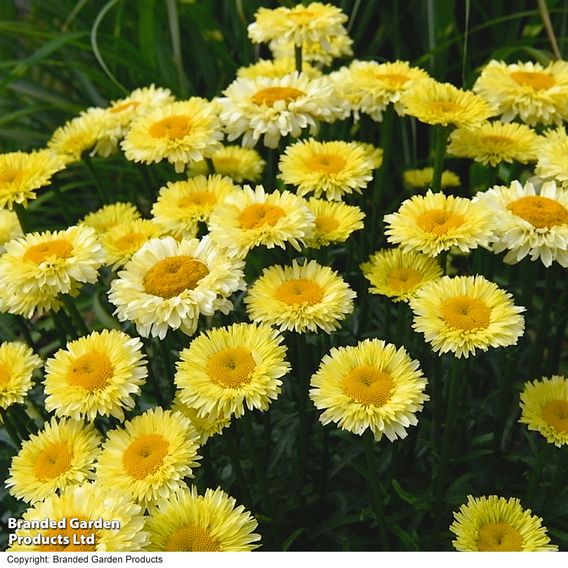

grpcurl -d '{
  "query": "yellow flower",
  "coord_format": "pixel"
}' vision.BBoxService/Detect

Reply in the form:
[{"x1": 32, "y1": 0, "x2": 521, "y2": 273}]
[
  {"x1": 384, "y1": 190, "x2": 495, "y2": 257},
  {"x1": 8, "y1": 483, "x2": 148, "y2": 552},
  {"x1": 208, "y1": 184, "x2": 314, "y2": 258},
  {"x1": 519, "y1": 375, "x2": 568, "y2": 447},
  {"x1": 0, "y1": 150, "x2": 65, "y2": 209},
  {"x1": 151, "y1": 175, "x2": 236, "y2": 238},
  {"x1": 473, "y1": 59, "x2": 568, "y2": 126},
  {"x1": 358, "y1": 142, "x2": 384, "y2": 169},
  {"x1": 145, "y1": 486, "x2": 260, "y2": 551},
  {"x1": 305, "y1": 198, "x2": 365, "y2": 248},
  {"x1": 6, "y1": 417, "x2": 101, "y2": 504},
  {"x1": 278, "y1": 138, "x2": 375, "y2": 201},
  {"x1": 0, "y1": 225, "x2": 105, "y2": 317},
  {"x1": 101, "y1": 219, "x2": 164, "y2": 269},
  {"x1": 0, "y1": 209, "x2": 23, "y2": 253},
  {"x1": 218, "y1": 72, "x2": 347, "y2": 148},
  {"x1": 188, "y1": 145, "x2": 266, "y2": 183},
  {"x1": 474, "y1": 179, "x2": 568, "y2": 267},
  {"x1": 409, "y1": 275, "x2": 525, "y2": 358},
  {"x1": 269, "y1": 33, "x2": 353, "y2": 67},
  {"x1": 122, "y1": 99, "x2": 223, "y2": 173},
  {"x1": 108, "y1": 235, "x2": 245, "y2": 339},
  {"x1": 447, "y1": 121, "x2": 540, "y2": 166},
  {"x1": 175, "y1": 323, "x2": 290, "y2": 421},
  {"x1": 450, "y1": 495, "x2": 557, "y2": 551},
  {"x1": 245, "y1": 260, "x2": 356, "y2": 334},
  {"x1": 535, "y1": 126, "x2": 568, "y2": 187},
  {"x1": 309, "y1": 339, "x2": 428, "y2": 441},
  {"x1": 237, "y1": 57, "x2": 321, "y2": 80},
  {"x1": 80, "y1": 201, "x2": 141, "y2": 233},
  {"x1": 96, "y1": 407, "x2": 201, "y2": 509},
  {"x1": 0, "y1": 342, "x2": 42, "y2": 411},
  {"x1": 400, "y1": 79, "x2": 494, "y2": 129},
  {"x1": 403, "y1": 167, "x2": 461, "y2": 190},
  {"x1": 44, "y1": 329, "x2": 147, "y2": 421},
  {"x1": 361, "y1": 248, "x2": 443, "y2": 303}
]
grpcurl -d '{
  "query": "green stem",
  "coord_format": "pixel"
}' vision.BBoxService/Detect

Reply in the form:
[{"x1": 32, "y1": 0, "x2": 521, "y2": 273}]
[
  {"x1": 61, "y1": 295, "x2": 89, "y2": 337},
  {"x1": 13, "y1": 203, "x2": 30, "y2": 233},
  {"x1": 83, "y1": 155, "x2": 110, "y2": 204},
  {"x1": 204, "y1": 157, "x2": 216, "y2": 175},
  {"x1": 222, "y1": 423, "x2": 253, "y2": 508},
  {"x1": 295, "y1": 332, "x2": 311, "y2": 490},
  {"x1": 543, "y1": 446, "x2": 568, "y2": 513},
  {"x1": 51, "y1": 311, "x2": 69, "y2": 345},
  {"x1": 11, "y1": 404, "x2": 37, "y2": 437},
  {"x1": 530, "y1": 266, "x2": 556, "y2": 377},
  {"x1": 52, "y1": 185, "x2": 73, "y2": 225},
  {"x1": 14, "y1": 316, "x2": 35, "y2": 348},
  {"x1": 294, "y1": 44, "x2": 303, "y2": 73},
  {"x1": 430, "y1": 125, "x2": 450, "y2": 193},
  {"x1": 165, "y1": 0, "x2": 187, "y2": 97},
  {"x1": 0, "y1": 408, "x2": 22, "y2": 446},
  {"x1": 525, "y1": 443, "x2": 553, "y2": 508}
]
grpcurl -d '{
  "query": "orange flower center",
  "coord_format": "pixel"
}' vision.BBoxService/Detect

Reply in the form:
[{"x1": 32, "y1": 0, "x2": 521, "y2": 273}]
[
  {"x1": 67, "y1": 351, "x2": 114, "y2": 391},
  {"x1": 123, "y1": 434, "x2": 169, "y2": 479},
  {"x1": 481, "y1": 134, "x2": 514, "y2": 145},
  {"x1": 114, "y1": 232, "x2": 146, "y2": 252},
  {"x1": 149, "y1": 115, "x2": 192, "y2": 139},
  {"x1": 178, "y1": 192, "x2": 217, "y2": 208},
  {"x1": 341, "y1": 365, "x2": 395, "y2": 406},
  {"x1": 33, "y1": 442, "x2": 73, "y2": 481},
  {"x1": 477, "y1": 522, "x2": 523, "y2": 552},
  {"x1": 0, "y1": 168, "x2": 21, "y2": 185},
  {"x1": 251, "y1": 87, "x2": 304, "y2": 107},
  {"x1": 441, "y1": 296, "x2": 491, "y2": 331},
  {"x1": 386, "y1": 268, "x2": 423, "y2": 292},
  {"x1": 274, "y1": 278, "x2": 324, "y2": 305},
  {"x1": 542, "y1": 399, "x2": 568, "y2": 433},
  {"x1": 417, "y1": 208, "x2": 465, "y2": 234},
  {"x1": 239, "y1": 203, "x2": 285, "y2": 229},
  {"x1": 510, "y1": 71, "x2": 555, "y2": 91},
  {"x1": 315, "y1": 215, "x2": 340, "y2": 234},
  {"x1": 207, "y1": 347, "x2": 256, "y2": 389},
  {"x1": 507, "y1": 195, "x2": 568, "y2": 229},
  {"x1": 0, "y1": 363, "x2": 11, "y2": 386},
  {"x1": 23, "y1": 239, "x2": 73, "y2": 264},
  {"x1": 306, "y1": 153, "x2": 346, "y2": 174},
  {"x1": 143, "y1": 256, "x2": 209, "y2": 298},
  {"x1": 165, "y1": 524, "x2": 221, "y2": 552},
  {"x1": 428, "y1": 101, "x2": 463, "y2": 114}
]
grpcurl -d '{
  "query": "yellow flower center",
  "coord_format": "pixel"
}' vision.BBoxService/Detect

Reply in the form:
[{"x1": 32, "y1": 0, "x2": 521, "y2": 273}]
[
  {"x1": 288, "y1": 8, "x2": 316, "y2": 24},
  {"x1": 67, "y1": 351, "x2": 114, "y2": 391},
  {"x1": 178, "y1": 192, "x2": 217, "y2": 208},
  {"x1": 149, "y1": 115, "x2": 192, "y2": 139},
  {"x1": 123, "y1": 434, "x2": 169, "y2": 479},
  {"x1": 477, "y1": 522, "x2": 523, "y2": 551},
  {"x1": 441, "y1": 296, "x2": 491, "y2": 331},
  {"x1": 510, "y1": 71, "x2": 555, "y2": 91},
  {"x1": 315, "y1": 215, "x2": 340, "y2": 235},
  {"x1": 481, "y1": 134, "x2": 514, "y2": 145},
  {"x1": 376, "y1": 72, "x2": 410, "y2": 87},
  {"x1": 0, "y1": 168, "x2": 21, "y2": 185},
  {"x1": 143, "y1": 256, "x2": 209, "y2": 299},
  {"x1": 386, "y1": 268, "x2": 423, "y2": 292},
  {"x1": 417, "y1": 208, "x2": 465, "y2": 234},
  {"x1": 33, "y1": 442, "x2": 73, "y2": 481},
  {"x1": 341, "y1": 365, "x2": 395, "y2": 406},
  {"x1": 0, "y1": 363, "x2": 11, "y2": 386},
  {"x1": 165, "y1": 524, "x2": 221, "y2": 552},
  {"x1": 507, "y1": 195, "x2": 568, "y2": 229},
  {"x1": 207, "y1": 347, "x2": 256, "y2": 388},
  {"x1": 110, "y1": 101, "x2": 140, "y2": 114},
  {"x1": 239, "y1": 203, "x2": 285, "y2": 229},
  {"x1": 251, "y1": 86, "x2": 304, "y2": 107},
  {"x1": 542, "y1": 399, "x2": 568, "y2": 433},
  {"x1": 214, "y1": 155, "x2": 240, "y2": 170},
  {"x1": 306, "y1": 153, "x2": 347, "y2": 174},
  {"x1": 23, "y1": 239, "x2": 74, "y2": 264},
  {"x1": 39, "y1": 518, "x2": 98, "y2": 552},
  {"x1": 114, "y1": 232, "x2": 146, "y2": 252},
  {"x1": 274, "y1": 278, "x2": 324, "y2": 305},
  {"x1": 428, "y1": 101, "x2": 463, "y2": 114}
]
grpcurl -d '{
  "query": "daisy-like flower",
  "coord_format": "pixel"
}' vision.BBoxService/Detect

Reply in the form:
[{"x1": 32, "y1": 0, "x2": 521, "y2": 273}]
[
  {"x1": 474, "y1": 179, "x2": 568, "y2": 267},
  {"x1": 447, "y1": 121, "x2": 540, "y2": 166},
  {"x1": 473, "y1": 59, "x2": 568, "y2": 126},
  {"x1": 305, "y1": 198, "x2": 365, "y2": 249},
  {"x1": 145, "y1": 486, "x2": 260, "y2": 552},
  {"x1": 400, "y1": 79, "x2": 494, "y2": 129},
  {"x1": 333, "y1": 60, "x2": 430, "y2": 121},
  {"x1": 519, "y1": 375, "x2": 568, "y2": 447},
  {"x1": 269, "y1": 33, "x2": 353, "y2": 67},
  {"x1": 383, "y1": 190, "x2": 495, "y2": 257},
  {"x1": 208, "y1": 185, "x2": 314, "y2": 258},
  {"x1": 80, "y1": 202, "x2": 141, "y2": 234},
  {"x1": 101, "y1": 219, "x2": 164, "y2": 269},
  {"x1": 403, "y1": 167, "x2": 461, "y2": 190},
  {"x1": 96, "y1": 407, "x2": 201, "y2": 509},
  {"x1": 171, "y1": 396, "x2": 231, "y2": 445},
  {"x1": 245, "y1": 260, "x2": 356, "y2": 334},
  {"x1": 450, "y1": 495, "x2": 557, "y2": 551},
  {"x1": 175, "y1": 323, "x2": 290, "y2": 421},
  {"x1": 409, "y1": 275, "x2": 525, "y2": 358},
  {"x1": 237, "y1": 57, "x2": 321, "y2": 80},
  {"x1": 0, "y1": 209, "x2": 23, "y2": 253},
  {"x1": 361, "y1": 248, "x2": 443, "y2": 303},
  {"x1": 44, "y1": 329, "x2": 147, "y2": 421},
  {"x1": 248, "y1": 3, "x2": 348, "y2": 51},
  {"x1": 188, "y1": 145, "x2": 266, "y2": 183},
  {"x1": 151, "y1": 175, "x2": 237, "y2": 238},
  {"x1": 108, "y1": 235, "x2": 245, "y2": 339},
  {"x1": 310, "y1": 339, "x2": 428, "y2": 441},
  {"x1": 6, "y1": 417, "x2": 101, "y2": 504},
  {"x1": 218, "y1": 72, "x2": 347, "y2": 148},
  {"x1": 0, "y1": 150, "x2": 65, "y2": 209},
  {"x1": 0, "y1": 342, "x2": 42, "y2": 412},
  {"x1": 0, "y1": 225, "x2": 105, "y2": 317},
  {"x1": 358, "y1": 142, "x2": 384, "y2": 169},
  {"x1": 122, "y1": 98, "x2": 223, "y2": 173},
  {"x1": 278, "y1": 138, "x2": 375, "y2": 201},
  {"x1": 8, "y1": 483, "x2": 148, "y2": 552},
  {"x1": 535, "y1": 126, "x2": 568, "y2": 187}
]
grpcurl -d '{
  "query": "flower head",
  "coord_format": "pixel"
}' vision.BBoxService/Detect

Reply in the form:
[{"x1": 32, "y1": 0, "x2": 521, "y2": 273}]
[
  {"x1": 237, "y1": 57, "x2": 321, "y2": 80},
  {"x1": 410, "y1": 275, "x2": 525, "y2": 358},
  {"x1": 310, "y1": 339, "x2": 428, "y2": 441},
  {"x1": 269, "y1": 33, "x2": 353, "y2": 67},
  {"x1": 450, "y1": 495, "x2": 557, "y2": 551},
  {"x1": 403, "y1": 167, "x2": 460, "y2": 190},
  {"x1": 0, "y1": 209, "x2": 23, "y2": 253},
  {"x1": 0, "y1": 342, "x2": 42, "y2": 412},
  {"x1": 80, "y1": 202, "x2": 141, "y2": 234},
  {"x1": 535, "y1": 126, "x2": 568, "y2": 187},
  {"x1": 171, "y1": 396, "x2": 231, "y2": 445}
]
